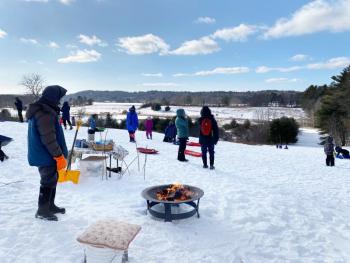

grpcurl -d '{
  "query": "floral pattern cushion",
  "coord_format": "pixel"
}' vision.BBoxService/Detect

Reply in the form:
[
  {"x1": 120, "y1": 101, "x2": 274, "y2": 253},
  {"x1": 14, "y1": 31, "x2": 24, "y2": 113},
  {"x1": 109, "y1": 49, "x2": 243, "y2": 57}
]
[{"x1": 77, "y1": 220, "x2": 141, "y2": 251}]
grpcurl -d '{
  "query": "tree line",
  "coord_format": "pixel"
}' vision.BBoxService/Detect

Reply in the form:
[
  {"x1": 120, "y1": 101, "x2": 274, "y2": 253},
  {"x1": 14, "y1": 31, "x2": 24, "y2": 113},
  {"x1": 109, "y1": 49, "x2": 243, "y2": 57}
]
[{"x1": 301, "y1": 65, "x2": 350, "y2": 145}]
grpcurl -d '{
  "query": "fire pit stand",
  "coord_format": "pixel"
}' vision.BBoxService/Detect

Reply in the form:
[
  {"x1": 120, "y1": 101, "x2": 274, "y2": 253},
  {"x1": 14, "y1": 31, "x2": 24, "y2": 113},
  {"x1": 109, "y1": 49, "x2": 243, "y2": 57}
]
[{"x1": 141, "y1": 184, "x2": 204, "y2": 222}]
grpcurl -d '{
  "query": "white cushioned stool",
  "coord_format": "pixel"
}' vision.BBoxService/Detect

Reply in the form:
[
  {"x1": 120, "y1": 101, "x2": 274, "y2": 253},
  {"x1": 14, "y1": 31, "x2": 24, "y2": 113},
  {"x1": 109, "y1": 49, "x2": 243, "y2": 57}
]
[{"x1": 77, "y1": 220, "x2": 141, "y2": 263}]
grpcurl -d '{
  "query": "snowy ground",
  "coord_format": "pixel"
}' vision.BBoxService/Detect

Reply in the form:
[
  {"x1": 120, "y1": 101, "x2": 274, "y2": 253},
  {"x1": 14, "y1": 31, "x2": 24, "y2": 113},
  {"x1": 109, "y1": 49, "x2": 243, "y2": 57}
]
[{"x1": 1, "y1": 122, "x2": 350, "y2": 263}]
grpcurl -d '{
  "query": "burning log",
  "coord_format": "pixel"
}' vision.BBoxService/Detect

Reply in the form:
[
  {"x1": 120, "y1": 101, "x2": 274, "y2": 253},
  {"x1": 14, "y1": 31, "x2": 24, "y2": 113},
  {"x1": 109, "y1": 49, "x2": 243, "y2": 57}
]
[{"x1": 156, "y1": 184, "x2": 193, "y2": 201}]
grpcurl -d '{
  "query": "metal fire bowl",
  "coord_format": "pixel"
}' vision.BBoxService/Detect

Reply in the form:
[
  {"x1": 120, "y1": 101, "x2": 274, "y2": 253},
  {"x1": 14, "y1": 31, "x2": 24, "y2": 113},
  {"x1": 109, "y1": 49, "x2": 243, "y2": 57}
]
[{"x1": 141, "y1": 184, "x2": 204, "y2": 204}]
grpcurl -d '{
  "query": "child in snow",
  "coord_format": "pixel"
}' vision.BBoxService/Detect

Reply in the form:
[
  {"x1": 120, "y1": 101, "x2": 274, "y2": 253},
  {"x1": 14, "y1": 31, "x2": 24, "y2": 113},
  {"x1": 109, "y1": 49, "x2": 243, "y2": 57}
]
[
  {"x1": 198, "y1": 106, "x2": 219, "y2": 169},
  {"x1": 145, "y1": 117, "x2": 153, "y2": 139},
  {"x1": 324, "y1": 136, "x2": 335, "y2": 166},
  {"x1": 175, "y1": 109, "x2": 189, "y2": 162},
  {"x1": 88, "y1": 114, "x2": 98, "y2": 132},
  {"x1": 61, "y1": 101, "x2": 73, "y2": 130},
  {"x1": 163, "y1": 121, "x2": 177, "y2": 143},
  {"x1": 126, "y1": 105, "x2": 139, "y2": 142},
  {"x1": 335, "y1": 146, "x2": 350, "y2": 159},
  {"x1": 26, "y1": 85, "x2": 68, "y2": 221}
]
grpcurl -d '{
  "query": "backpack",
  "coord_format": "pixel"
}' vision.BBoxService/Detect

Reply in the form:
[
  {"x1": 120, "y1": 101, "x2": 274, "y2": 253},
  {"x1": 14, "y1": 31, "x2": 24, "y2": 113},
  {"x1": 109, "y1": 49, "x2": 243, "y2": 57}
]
[{"x1": 201, "y1": 118, "x2": 212, "y2": 136}]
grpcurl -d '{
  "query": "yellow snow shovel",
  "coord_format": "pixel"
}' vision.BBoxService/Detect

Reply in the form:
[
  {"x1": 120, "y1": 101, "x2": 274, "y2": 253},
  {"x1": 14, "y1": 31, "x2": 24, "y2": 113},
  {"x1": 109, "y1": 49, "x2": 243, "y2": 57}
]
[{"x1": 58, "y1": 120, "x2": 82, "y2": 184}]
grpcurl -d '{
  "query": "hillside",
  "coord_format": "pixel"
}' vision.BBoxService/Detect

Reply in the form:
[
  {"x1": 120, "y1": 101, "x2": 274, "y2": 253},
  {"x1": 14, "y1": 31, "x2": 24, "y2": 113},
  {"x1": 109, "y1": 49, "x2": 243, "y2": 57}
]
[{"x1": 1, "y1": 122, "x2": 350, "y2": 262}]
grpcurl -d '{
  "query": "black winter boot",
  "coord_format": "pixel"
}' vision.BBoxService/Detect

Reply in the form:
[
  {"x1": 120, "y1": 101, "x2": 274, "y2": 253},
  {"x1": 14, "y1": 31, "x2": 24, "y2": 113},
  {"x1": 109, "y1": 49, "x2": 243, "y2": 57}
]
[
  {"x1": 202, "y1": 155, "x2": 208, "y2": 168},
  {"x1": 49, "y1": 188, "x2": 66, "y2": 214},
  {"x1": 35, "y1": 187, "x2": 58, "y2": 221}
]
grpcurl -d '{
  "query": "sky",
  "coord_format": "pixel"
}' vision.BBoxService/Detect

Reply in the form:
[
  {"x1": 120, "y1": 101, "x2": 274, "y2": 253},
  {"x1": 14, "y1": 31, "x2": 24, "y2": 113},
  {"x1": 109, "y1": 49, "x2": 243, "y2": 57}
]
[{"x1": 0, "y1": 0, "x2": 350, "y2": 94}]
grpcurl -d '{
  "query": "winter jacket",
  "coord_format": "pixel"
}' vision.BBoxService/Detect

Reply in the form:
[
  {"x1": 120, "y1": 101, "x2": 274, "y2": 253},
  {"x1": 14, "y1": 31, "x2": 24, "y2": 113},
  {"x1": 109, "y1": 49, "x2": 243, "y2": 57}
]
[
  {"x1": 165, "y1": 124, "x2": 177, "y2": 138},
  {"x1": 88, "y1": 116, "x2": 96, "y2": 130},
  {"x1": 26, "y1": 86, "x2": 68, "y2": 167},
  {"x1": 14, "y1": 98, "x2": 23, "y2": 111},
  {"x1": 126, "y1": 110, "x2": 139, "y2": 132},
  {"x1": 324, "y1": 137, "x2": 335, "y2": 155},
  {"x1": 175, "y1": 109, "x2": 189, "y2": 139},
  {"x1": 145, "y1": 119, "x2": 153, "y2": 132},
  {"x1": 61, "y1": 102, "x2": 70, "y2": 120},
  {"x1": 198, "y1": 115, "x2": 219, "y2": 145}
]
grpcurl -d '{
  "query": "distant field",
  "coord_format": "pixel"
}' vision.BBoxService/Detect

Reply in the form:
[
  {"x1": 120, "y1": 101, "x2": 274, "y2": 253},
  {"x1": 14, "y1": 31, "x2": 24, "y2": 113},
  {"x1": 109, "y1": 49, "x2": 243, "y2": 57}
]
[
  {"x1": 2, "y1": 102, "x2": 309, "y2": 125},
  {"x1": 70, "y1": 102, "x2": 308, "y2": 125}
]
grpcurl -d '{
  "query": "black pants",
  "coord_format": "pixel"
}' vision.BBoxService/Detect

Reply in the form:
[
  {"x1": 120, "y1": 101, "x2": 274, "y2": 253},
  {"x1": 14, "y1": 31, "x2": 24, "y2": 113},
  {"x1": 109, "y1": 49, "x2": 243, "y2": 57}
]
[
  {"x1": 17, "y1": 110, "x2": 23, "y2": 122},
  {"x1": 326, "y1": 155, "x2": 335, "y2": 166},
  {"x1": 201, "y1": 143, "x2": 215, "y2": 166},
  {"x1": 38, "y1": 165, "x2": 58, "y2": 188},
  {"x1": 178, "y1": 138, "x2": 187, "y2": 161},
  {"x1": 63, "y1": 118, "x2": 72, "y2": 129}
]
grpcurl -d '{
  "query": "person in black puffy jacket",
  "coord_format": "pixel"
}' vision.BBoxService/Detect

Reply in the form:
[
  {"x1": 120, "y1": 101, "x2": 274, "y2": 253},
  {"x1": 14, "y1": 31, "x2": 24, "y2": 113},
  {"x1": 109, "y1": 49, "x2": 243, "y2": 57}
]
[{"x1": 198, "y1": 106, "x2": 219, "y2": 169}]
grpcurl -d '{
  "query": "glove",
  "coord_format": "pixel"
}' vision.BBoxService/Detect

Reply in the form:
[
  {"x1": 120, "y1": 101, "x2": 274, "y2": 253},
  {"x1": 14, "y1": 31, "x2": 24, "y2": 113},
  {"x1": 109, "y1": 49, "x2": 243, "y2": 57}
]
[{"x1": 54, "y1": 155, "x2": 67, "y2": 171}]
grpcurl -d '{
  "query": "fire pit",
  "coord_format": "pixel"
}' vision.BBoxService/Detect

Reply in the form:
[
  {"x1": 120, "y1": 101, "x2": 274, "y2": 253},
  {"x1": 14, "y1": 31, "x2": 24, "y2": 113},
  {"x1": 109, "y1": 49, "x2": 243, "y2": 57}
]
[{"x1": 141, "y1": 184, "x2": 204, "y2": 222}]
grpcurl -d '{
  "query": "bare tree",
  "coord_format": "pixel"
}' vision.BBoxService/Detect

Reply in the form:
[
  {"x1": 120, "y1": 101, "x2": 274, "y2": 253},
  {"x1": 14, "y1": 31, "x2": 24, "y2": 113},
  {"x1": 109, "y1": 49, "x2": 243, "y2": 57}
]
[{"x1": 20, "y1": 73, "x2": 45, "y2": 99}]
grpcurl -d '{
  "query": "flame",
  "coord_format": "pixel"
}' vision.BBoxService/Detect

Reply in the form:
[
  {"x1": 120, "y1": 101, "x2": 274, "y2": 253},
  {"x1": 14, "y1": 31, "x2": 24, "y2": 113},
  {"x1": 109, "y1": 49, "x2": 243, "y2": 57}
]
[{"x1": 156, "y1": 183, "x2": 193, "y2": 202}]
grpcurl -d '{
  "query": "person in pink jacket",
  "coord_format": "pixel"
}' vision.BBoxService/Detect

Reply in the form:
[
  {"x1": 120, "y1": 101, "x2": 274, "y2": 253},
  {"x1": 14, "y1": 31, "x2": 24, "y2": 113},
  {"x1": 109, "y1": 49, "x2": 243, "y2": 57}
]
[{"x1": 145, "y1": 117, "x2": 153, "y2": 139}]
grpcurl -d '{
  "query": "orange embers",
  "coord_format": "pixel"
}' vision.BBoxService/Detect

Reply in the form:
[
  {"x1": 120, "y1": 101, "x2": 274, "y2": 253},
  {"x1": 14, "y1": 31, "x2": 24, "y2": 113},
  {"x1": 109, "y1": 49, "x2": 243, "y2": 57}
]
[{"x1": 156, "y1": 183, "x2": 193, "y2": 202}]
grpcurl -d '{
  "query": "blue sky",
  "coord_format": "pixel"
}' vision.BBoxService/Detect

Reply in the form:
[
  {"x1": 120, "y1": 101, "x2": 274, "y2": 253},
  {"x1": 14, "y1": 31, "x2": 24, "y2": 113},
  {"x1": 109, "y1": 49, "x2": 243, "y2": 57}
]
[{"x1": 0, "y1": 0, "x2": 349, "y2": 94}]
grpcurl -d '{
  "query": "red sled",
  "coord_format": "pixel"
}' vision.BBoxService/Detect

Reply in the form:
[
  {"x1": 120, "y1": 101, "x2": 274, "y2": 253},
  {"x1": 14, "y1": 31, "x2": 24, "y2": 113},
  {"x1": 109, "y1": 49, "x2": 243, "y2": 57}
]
[
  {"x1": 185, "y1": 150, "x2": 202, "y2": 157},
  {"x1": 186, "y1": 142, "x2": 201, "y2": 147},
  {"x1": 137, "y1": 147, "x2": 159, "y2": 154}
]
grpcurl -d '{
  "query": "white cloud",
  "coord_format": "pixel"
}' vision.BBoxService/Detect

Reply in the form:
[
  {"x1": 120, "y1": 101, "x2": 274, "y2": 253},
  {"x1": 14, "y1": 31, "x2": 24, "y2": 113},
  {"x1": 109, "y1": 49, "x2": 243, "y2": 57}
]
[
  {"x1": 170, "y1": 36, "x2": 220, "y2": 55},
  {"x1": 307, "y1": 57, "x2": 350, "y2": 69},
  {"x1": 20, "y1": 38, "x2": 39, "y2": 45},
  {"x1": 264, "y1": 0, "x2": 350, "y2": 39},
  {"x1": 265, "y1": 78, "x2": 300, "y2": 83},
  {"x1": 37, "y1": 61, "x2": 44, "y2": 65},
  {"x1": 290, "y1": 54, "x2": 310, "y2": 62},
  {"x1": 59, "y1": 0, "x2": 74, "y2": 5},
  {"x1": 212, "y1": 24, "x2": 257, "y2": 42},
  {"x1": 142, "y1": 82, "x2": 179, "y2": 87},
  {"x1": 117, "y1": 34, "x2": 169, "y2": 55},
  {"x1": 78, "y1": 34, "x2": 107, "y2": 47},
  {"x1": 195, "y1": 67, "x2": 250, "y2": 76},
  {"x1": 195, "y1": 17, "x2": 216, "y2": 24},
  {"x1": 66, "y1": 44, "x2": 78, "y2": 49},
  {"x1": 48, "y1": 41, "x2": 59, "y2": 48},
  {"x1": 0, "y1": 29, "x2": 7, "y2": 39},
  {"x1": 256, "y1": 66, "x2": 302, "y2": 73},
  {"x1": 174, "y1": 67, "x2": 250, "y2": 77},
  {"x1": 57, "y1": 49, "x2": 101, "y2": 63},
  {"x1": 141, "y1": 73, "x2": 163, "y2": 77},
  {"x1": 257, "y1": 56, "x2": 350, "y2": 73}
]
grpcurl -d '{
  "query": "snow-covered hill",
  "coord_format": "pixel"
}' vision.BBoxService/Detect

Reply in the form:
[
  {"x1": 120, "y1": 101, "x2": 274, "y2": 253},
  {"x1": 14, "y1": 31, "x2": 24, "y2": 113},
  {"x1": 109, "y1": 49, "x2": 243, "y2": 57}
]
[{"x1": 1, "y1": 122, "x2": 350, "y2": 263}]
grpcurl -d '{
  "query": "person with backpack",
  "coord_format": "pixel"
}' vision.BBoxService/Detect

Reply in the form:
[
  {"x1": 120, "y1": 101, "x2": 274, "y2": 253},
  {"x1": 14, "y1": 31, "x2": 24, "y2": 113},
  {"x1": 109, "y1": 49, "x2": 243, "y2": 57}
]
[
  {"x1": 324, "y1": 136, "x2": 335, "y2": 166},
  {"x1": 61, "y1": 101, "x2": 73, "y2": 130},
  {"x1": 175, "y1": 109, "x2": 189, "y2": 162},
  {"x1": 126, "y1": 105, "x2": 139, "y2": 142},
  {"x1": 198, "y1": 106, "x2": 219, "y2": 169},
  {"x1": 144, "y1": 116, "x2": 153, "y2": 139},
  {"x1": 26, "y1": 85, "x2": 68, "y2": 221},
  {"x1": 14, "y1": 97, "x2": 24, "y2": 122},
  {"x1": 163, "y1": 121, "x2": 177, "y2": 143}
]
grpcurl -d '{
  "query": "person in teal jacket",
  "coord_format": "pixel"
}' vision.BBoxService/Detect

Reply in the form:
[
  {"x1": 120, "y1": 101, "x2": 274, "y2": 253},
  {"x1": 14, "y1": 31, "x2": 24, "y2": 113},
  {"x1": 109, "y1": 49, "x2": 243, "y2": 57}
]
[{"x1": 175, "y1": 108, "x2": 189, "y2": 162}]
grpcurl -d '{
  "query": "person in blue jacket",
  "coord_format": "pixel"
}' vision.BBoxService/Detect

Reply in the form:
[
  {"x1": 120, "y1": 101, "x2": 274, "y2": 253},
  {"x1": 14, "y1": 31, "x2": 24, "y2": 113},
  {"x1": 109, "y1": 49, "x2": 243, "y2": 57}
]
[
  {"x1": 163, "y1": 121, "x2": 177, "y2": 143},
  {"x1": 61, "y1": 101, "x2": 73, "y2": 130},
  {"x1": 26, "y1": 85, "x2": 68, "y2": 221},
  {"x1": 175, "y1": 109, "x2": 189, "y2": 162},
  {"x1": 126, "y1": 105, "x2": 139, "y2": 142}
]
